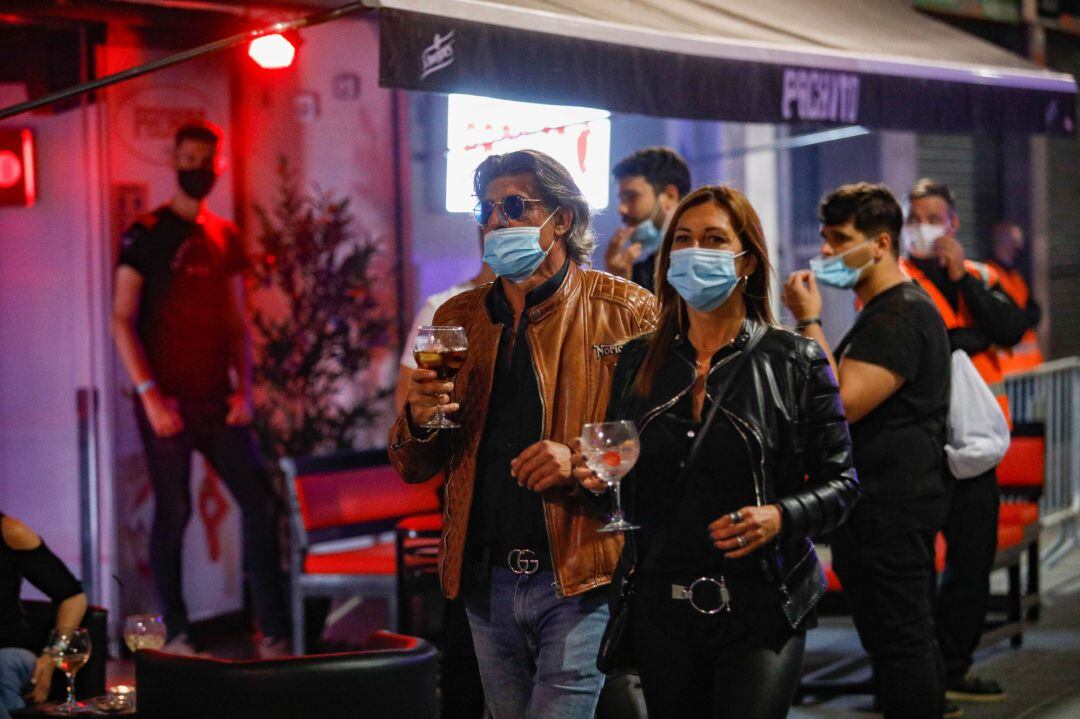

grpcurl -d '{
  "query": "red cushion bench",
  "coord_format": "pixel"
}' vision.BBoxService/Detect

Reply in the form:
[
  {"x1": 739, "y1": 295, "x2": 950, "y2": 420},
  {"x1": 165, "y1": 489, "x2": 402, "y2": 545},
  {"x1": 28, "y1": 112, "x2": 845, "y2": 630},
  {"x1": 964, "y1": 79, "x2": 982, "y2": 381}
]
[{"x1": 282, "y1": 450, "x2": 441, "y2": 654}]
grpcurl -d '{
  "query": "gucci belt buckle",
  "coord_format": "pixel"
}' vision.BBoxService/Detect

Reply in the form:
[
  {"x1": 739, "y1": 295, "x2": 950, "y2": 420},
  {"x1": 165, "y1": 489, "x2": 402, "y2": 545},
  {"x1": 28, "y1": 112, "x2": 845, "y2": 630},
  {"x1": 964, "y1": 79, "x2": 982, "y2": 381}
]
[
  {"x1": 671, "y1": 576, "x2": 732, "y2": 614},
  {"x1": 507, "y1": 549, "x2": 540, "y2": 575}
]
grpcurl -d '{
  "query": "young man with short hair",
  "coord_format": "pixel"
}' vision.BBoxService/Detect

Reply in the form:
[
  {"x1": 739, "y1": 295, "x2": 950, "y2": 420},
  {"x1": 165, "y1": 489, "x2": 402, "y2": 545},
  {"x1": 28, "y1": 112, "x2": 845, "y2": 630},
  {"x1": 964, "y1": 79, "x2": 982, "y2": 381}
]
[
  {"x1": 604, "y1": 146, "x2": 691, "y2": 291},
  {"x1": 783, "y1": 183, "x2": 952, "y2": 718},
  {"x1": 112, "y1": 121, "x2": 288, "y2": 657}
]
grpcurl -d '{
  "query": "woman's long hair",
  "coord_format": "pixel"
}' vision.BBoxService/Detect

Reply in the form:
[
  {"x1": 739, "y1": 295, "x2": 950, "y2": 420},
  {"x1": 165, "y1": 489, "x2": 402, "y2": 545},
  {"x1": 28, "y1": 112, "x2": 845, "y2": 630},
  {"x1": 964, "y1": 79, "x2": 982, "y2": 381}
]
[{"x1": 633, "y1": 185, "x2": 775, "y2": 398}]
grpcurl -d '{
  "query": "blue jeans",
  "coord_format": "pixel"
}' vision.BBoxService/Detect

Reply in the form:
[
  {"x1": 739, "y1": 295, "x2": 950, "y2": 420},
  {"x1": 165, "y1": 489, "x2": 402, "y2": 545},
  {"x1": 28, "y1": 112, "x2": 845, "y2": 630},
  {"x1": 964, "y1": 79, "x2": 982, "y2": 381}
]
[
  {"x1": 0, "y1": 648, "x2": 35, "y2": 719},
  {"x1": 464, "y1": 568, "x2": 609, "y2": 719}
]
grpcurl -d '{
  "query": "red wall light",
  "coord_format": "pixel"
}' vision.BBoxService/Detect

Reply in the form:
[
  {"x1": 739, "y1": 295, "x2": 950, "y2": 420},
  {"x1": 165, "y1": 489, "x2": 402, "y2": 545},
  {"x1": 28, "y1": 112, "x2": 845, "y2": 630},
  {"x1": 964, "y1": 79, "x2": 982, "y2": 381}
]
[
  {"x1": 0, "y1": 129, "x2": 35, "y2": 207},
  {"x1": 248, "y1": 33, "x2": 298, "y2": 69}
]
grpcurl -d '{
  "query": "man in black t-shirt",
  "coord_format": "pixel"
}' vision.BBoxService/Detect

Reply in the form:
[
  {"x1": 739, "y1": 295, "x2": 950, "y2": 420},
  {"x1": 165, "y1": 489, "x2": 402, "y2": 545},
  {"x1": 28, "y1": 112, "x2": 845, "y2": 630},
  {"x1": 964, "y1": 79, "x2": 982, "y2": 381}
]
[
  {"x1": 783, "y1": 183, "x2": 951, "y2": 719},
  {"x1": 113, "y1": 121, "x2": 288, "y2": 657}
]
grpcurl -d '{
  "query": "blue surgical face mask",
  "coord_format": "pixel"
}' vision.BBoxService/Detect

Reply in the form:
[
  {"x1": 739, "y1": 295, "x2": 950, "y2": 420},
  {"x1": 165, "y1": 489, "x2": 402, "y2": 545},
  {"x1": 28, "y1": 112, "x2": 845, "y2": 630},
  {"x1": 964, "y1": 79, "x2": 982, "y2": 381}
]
[
  {"x1": 810, "y1": 241, "x2": 873, "y2": 289},
  {"x1": 482, "y1": 209, "x2": 558, "y2": 283},
  {"x1": 630, "y1": 218, "x2": 663, "y2": 257},
  {"x1": 666, "y1": 247, "x2": 748, "y2": 312}
]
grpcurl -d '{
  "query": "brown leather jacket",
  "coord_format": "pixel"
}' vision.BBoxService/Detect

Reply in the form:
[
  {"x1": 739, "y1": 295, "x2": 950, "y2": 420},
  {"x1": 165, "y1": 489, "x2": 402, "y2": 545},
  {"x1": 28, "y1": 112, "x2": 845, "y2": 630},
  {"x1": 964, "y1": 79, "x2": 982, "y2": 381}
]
[{"x1": 388, "y1": 262, "x2": 658, "y2": 599}]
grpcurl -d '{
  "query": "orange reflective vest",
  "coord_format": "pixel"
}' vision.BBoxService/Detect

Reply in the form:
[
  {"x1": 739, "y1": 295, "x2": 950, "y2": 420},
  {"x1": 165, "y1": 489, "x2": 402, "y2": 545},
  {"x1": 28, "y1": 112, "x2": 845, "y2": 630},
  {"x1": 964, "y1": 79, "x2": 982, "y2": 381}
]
[
  {"x1": 901, "y1": 258, "x2": 1010, "y2": 423},
  {"x1": 986, "y1": 260, "x2": 1044, "y2": 375}
]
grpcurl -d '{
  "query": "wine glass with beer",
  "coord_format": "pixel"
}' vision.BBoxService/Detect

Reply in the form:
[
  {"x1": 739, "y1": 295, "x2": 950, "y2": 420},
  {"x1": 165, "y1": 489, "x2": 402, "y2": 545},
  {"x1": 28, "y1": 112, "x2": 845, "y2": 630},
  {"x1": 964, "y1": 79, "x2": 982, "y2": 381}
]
[
  {"x1": 46, "y1": 627, "x2": 91, "y2": 713},
  {"x1": 580, "y1": 420, "x2": 641, "y2": 533},
  {"x1": 124, "y1": 613, "x2": 166, "y2": 653},
  {"x1": 413, "y1": 325, "x2": 468, "y2": 429}
]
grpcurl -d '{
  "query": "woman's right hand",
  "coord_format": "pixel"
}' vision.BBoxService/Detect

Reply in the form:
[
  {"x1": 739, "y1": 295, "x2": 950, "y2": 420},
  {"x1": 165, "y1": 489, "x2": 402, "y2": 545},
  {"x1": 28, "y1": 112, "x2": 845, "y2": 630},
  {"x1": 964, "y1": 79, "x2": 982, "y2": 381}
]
[
  {"x1": 570, "y1": 439, "x2": 608, "y2": 494},
  {"x1": 406, "y1": 368, "x2": 458, "y2": 427}
]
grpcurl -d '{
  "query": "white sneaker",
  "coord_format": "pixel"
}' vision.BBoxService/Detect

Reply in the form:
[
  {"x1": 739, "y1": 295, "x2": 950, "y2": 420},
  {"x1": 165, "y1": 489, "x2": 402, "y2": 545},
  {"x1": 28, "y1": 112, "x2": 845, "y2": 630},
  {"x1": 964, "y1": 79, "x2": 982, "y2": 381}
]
[{"x1": 161, "y1": 633, "x2": 199, "y2": 656}]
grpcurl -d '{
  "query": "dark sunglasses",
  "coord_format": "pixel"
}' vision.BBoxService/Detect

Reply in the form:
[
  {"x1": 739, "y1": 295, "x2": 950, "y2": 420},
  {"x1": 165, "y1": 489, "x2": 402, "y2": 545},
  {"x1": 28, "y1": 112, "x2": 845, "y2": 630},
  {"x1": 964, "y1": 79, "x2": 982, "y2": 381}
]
[{"x1": 473, "y1": 194, "x2": 544, "y2": 226}]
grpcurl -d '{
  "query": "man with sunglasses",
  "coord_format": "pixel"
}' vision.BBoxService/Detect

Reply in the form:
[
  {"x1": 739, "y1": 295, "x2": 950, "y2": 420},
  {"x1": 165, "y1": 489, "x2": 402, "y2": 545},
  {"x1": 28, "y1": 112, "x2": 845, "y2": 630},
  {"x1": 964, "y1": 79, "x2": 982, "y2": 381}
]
[
  {"x1": 389, "y1": 150, "x2": 657, "y2": 718},
  {"x1": 605, "y1": 147, "x2": 691, "y2": 292}
]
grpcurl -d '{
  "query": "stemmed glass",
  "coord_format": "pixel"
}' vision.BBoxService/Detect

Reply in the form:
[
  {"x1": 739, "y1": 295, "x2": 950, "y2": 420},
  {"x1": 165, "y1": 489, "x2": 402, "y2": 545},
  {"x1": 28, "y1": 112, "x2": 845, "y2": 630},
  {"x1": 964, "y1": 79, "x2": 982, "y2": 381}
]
[
  {"x1": 47, "y1": 627, "x2": 91, "y2": 714},
  {"x1": 413, "y1": 325, "x2": 468, "y2": 429},
  {"x1": 124, "y1": 614, "x2": 166, "y2": 653},
  {"x1": 580, "y1": 420, "x2": 641, "y2": 533}
]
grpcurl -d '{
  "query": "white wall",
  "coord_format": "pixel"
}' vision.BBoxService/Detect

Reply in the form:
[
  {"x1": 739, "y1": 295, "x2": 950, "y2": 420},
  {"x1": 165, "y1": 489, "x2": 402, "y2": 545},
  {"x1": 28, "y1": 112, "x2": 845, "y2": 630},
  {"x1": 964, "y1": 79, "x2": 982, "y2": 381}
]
[{"x1": 0, "y1": 98, "x2": 111, "y2": 606}]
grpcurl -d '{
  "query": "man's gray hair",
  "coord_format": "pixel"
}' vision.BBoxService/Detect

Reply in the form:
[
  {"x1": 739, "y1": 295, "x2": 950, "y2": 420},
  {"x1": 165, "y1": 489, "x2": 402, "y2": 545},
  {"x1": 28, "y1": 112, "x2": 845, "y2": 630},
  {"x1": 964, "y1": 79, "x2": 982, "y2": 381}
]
[{"x1": 473, "y1": 149, "x2": 595, "y2": 265}]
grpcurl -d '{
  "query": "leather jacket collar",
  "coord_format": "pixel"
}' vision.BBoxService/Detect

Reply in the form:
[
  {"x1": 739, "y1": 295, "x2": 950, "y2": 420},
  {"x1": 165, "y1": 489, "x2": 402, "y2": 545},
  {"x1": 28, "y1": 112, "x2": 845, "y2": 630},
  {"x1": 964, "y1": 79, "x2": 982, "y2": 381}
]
[{"x1": 486, "y1": 258, "x2": 571, "y2": 325}]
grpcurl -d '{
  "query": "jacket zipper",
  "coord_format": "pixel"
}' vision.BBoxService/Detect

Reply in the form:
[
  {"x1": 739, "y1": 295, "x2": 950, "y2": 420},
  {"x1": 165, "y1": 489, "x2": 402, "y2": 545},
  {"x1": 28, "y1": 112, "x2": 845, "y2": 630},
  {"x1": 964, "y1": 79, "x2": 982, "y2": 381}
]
[{"x1": 523, "y1": 318, "x2": 566, "y2": 598}]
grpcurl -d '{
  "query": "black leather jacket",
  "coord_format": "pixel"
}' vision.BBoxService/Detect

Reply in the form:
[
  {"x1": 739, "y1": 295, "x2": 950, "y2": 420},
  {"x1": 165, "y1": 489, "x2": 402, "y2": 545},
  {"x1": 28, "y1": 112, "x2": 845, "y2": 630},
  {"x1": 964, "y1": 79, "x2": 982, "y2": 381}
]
[{"x1": 607, "y1": 319, "x2": 860, "y2": 628}]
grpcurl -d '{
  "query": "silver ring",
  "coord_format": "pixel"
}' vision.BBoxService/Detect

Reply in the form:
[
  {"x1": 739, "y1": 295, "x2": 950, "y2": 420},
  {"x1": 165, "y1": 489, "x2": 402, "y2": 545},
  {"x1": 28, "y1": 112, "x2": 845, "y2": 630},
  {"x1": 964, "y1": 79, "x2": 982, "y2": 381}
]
[
  {"x1": 728, "y1": 510, "x2": 743, "y2": 524},
  {"x1": 737, "y1": 535, "x2": 748, "y2": 548}
]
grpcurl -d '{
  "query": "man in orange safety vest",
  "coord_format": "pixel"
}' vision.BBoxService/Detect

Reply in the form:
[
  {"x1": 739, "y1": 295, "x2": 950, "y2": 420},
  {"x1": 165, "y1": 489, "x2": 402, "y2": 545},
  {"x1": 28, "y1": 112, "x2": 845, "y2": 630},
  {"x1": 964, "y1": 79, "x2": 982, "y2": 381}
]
[
  {"x1": 986, "y1": 221, "x2": 1044, "y2": 375},
  {"x1": 901, "y1": 178, "x2": 1030, "y2": 706}
]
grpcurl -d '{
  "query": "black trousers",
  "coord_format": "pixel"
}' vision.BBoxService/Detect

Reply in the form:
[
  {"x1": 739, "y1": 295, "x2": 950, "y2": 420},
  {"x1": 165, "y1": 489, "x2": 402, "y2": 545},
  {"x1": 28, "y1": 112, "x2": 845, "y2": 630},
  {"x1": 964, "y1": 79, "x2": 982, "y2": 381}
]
[
  {"x1": 831, "y1": 504, "x2": 944, "y2": 719},
  {"x1": 632, "y1": 573, "x2": 805, "y2": 719},
  {"x1": 937, "y1": 469, "x2": 1000, "y2": 686},
  {"x1": 135, "y1": 399, "x2": 288, "y2": 640}
]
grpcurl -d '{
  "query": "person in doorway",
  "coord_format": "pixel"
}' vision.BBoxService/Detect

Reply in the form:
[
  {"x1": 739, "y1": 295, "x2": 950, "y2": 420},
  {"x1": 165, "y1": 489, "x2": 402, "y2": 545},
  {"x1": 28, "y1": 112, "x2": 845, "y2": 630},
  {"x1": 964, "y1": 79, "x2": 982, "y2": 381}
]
[
  {"x1": 0, "y1": 513, "x2": 87, "y2": 719},
  {"x1": 783, "y1": 183, "x2": 952, "y2": 718},
  {"x1": 577, "y1": 185, "x2": 859, "y2": 719},
  {"x1": 112, "y1": 120, "x2": 289, "y2": 658},
  {"x1": 389, "y1": 149, "x2": 657, "y2": 718},
  {"x1": 902, "y1": 179, "x2": 1028, "y2": 703},
  {"x1": 985, "y1": 220, "x2": 1043, "y2": 374},
  {"x1": 604, "y1": 147, "x2": 691, "y2": 292}
]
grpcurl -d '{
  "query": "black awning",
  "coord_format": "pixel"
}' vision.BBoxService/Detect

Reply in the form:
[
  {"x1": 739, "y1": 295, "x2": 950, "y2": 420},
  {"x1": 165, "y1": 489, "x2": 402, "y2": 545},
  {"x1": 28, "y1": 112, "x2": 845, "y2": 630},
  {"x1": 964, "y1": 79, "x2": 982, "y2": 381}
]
[{"x1": 375, "y1": 3, "x2": 1075, "y2": 136}]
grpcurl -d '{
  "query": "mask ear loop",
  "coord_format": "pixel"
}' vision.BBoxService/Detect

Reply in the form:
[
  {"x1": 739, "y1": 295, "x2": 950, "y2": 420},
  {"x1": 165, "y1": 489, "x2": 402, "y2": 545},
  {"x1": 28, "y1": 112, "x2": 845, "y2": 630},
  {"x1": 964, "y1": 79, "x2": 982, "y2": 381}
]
[{"x1": 536, "y1": 207, "x2": 562, "y2": 259}]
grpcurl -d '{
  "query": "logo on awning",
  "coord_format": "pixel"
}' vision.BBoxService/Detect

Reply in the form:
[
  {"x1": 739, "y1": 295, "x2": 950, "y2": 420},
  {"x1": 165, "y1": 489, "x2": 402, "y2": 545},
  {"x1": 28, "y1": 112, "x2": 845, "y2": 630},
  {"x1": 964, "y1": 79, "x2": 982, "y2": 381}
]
[
  {"x1": 781, "y1": 69, "x2": 860, "y2": 124},
  {"x1": 421, "y1": 30, "x2": 456, "y2": 80}
]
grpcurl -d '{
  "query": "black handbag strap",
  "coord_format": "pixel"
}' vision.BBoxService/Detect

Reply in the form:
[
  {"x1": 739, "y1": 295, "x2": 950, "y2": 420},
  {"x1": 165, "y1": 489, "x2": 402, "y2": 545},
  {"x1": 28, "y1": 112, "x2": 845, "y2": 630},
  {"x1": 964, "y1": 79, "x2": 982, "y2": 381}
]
[{"x1": 624, "y1": 322, "x2": 765, "y2": 567}]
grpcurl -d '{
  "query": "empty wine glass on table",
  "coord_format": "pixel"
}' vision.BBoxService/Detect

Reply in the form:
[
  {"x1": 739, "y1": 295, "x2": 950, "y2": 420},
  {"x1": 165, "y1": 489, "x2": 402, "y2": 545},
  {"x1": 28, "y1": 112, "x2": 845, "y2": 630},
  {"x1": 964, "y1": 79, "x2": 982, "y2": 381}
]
[
  {"x1": 124, "y1": 613, "x2": 166, "y2": 653},
  {"x1": 580, "y1": 420, "x2": 641, "y2": 533},
  {"x1": 47, "y1": 626, "x2": 91, "y2": 714},
  {"x1": 413, "y1": 325, "x2": 468, "y2": 429}
]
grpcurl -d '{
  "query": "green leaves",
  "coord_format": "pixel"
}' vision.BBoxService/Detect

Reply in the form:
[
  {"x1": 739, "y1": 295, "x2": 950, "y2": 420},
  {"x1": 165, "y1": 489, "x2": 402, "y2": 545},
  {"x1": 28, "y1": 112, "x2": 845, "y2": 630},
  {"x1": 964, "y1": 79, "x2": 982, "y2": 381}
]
[{"x1": 248, "y1": 158, "x2": 392, "y2": 458}]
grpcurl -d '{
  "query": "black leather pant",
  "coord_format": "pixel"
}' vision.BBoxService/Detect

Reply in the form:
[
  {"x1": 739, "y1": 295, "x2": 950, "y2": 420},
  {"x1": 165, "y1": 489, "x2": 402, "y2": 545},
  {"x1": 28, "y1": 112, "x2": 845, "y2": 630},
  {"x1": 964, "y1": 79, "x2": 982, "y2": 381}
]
[
  {"x1": 631, "y1": 573, "x2": 805, "y2": 719},
  {"x1": 937, "y1": 469, "x2": 1000, "y2": 686}
]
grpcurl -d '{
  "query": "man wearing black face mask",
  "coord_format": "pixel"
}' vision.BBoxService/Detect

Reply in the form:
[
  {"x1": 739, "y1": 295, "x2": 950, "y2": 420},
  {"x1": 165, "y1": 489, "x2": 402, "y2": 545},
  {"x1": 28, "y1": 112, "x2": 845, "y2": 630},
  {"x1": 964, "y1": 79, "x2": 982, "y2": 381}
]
[{"x1": 112, "y1": 121, "x2": 289, "y2": 657}]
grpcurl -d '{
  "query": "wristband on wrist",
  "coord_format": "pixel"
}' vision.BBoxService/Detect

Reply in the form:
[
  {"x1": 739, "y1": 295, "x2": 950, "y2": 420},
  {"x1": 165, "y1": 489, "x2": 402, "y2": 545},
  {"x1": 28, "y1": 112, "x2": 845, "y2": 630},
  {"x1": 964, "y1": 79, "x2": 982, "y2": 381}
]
[
  {"x1": 795, "y1": 317, "x2": 822, "y2": 331},
  {"x1": 135, "y1": 379, "x2": 157, "y2": 396}
]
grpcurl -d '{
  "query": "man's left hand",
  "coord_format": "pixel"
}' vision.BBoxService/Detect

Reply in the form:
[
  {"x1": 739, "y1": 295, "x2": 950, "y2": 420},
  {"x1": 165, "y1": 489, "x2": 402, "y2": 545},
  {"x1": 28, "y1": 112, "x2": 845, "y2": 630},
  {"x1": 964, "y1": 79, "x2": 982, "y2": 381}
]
[
  {"x1": 27, "y1": 654, "x2": 54, "y2": 704},
  {"x1": 511, "y1": 440, "x2": 574, "y2": 492},
  {"x1": 225, "y1": 392, "x2": 253, "y2": 426},
  {"x1": 936, "y1": 234, "x2": 967, "y2": 282}
]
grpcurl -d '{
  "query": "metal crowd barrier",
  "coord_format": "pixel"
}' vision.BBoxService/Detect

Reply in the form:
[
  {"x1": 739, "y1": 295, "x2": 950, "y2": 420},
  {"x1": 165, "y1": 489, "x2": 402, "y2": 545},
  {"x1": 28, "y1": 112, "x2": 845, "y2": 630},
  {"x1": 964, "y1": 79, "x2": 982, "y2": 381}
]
[{"x1": 1001, "y1": 356, "x2": 1080, "y2": 566}]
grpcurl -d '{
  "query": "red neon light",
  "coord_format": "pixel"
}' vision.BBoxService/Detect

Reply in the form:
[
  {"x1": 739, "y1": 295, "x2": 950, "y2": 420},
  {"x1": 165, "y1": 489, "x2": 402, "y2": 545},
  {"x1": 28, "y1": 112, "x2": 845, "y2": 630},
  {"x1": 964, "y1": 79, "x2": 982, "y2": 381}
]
[
  {"x1": 21, "y1": 129, "x2": 35, "y2": 207},
  {"x1": 248, "y1": 34, "x2": 297, "y2": 69},
  {"x1": 0, "y1": 150, "x2": 20, "y2": 189}
]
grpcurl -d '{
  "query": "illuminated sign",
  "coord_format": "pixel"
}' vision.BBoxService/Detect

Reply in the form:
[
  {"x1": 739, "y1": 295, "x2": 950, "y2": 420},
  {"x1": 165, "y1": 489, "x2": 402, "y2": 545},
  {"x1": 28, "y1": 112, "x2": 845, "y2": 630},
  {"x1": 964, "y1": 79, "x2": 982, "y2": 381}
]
[
  {"x1": 446, "y1": 94, "x2": 610, "y2": 213},
  {"x1": 0, "y1": 129, "x2": 35, "y2": 207}
]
